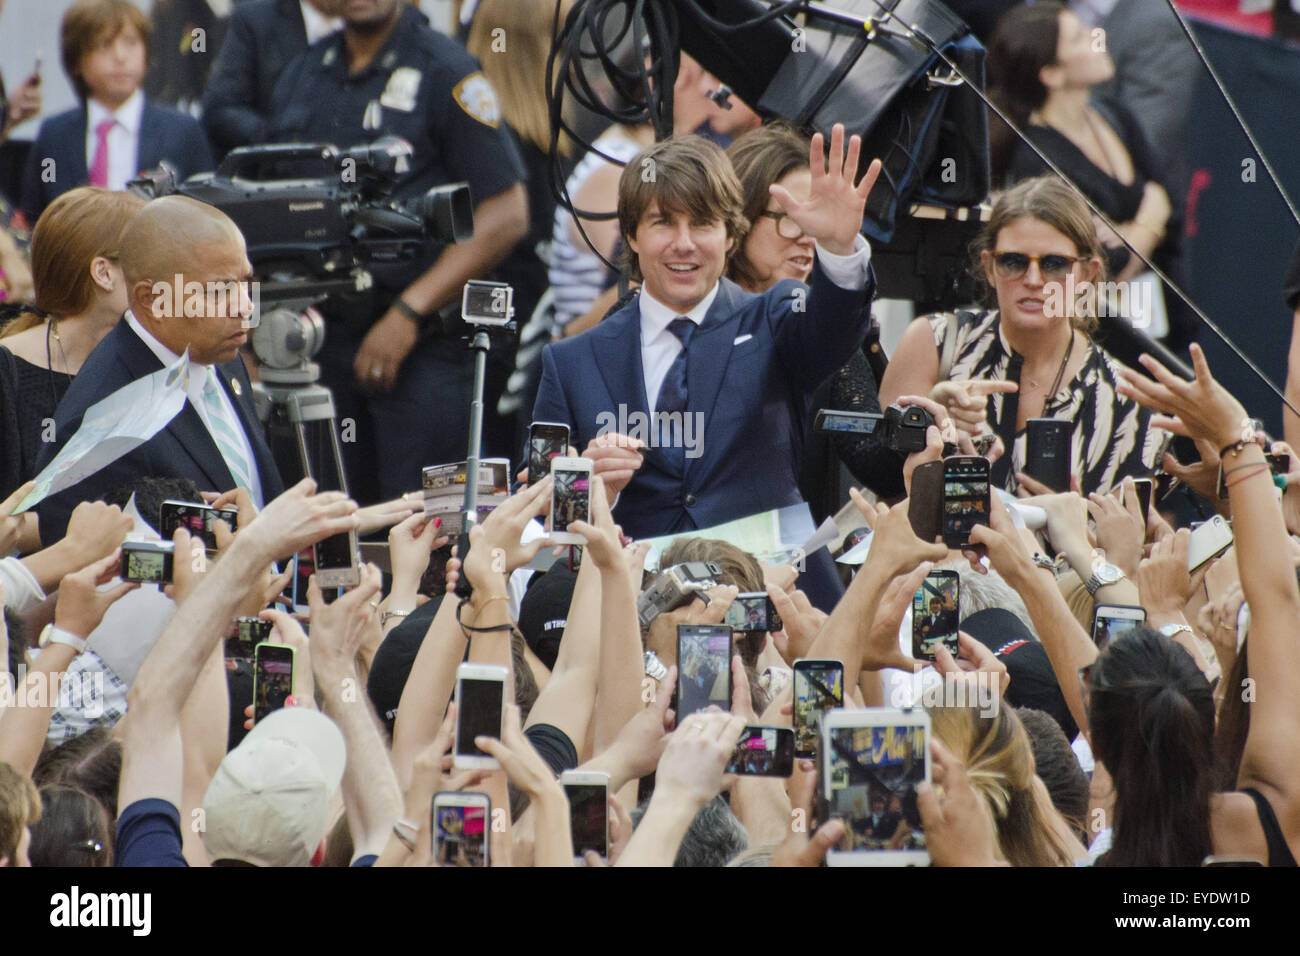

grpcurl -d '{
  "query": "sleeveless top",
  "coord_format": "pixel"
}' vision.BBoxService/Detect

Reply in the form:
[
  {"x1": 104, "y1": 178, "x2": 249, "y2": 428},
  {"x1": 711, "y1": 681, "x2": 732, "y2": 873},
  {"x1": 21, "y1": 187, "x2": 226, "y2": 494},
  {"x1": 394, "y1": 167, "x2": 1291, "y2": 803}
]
[
  {"x1": 928, "y1": 309, "x2": 1165, "y2": 495},
  {"x1": 548, "y1": 129, "x2": 644, "y2": 334},
  {"x1": 1241, "y1": 787, "x2": 1298, "y2": 867}
]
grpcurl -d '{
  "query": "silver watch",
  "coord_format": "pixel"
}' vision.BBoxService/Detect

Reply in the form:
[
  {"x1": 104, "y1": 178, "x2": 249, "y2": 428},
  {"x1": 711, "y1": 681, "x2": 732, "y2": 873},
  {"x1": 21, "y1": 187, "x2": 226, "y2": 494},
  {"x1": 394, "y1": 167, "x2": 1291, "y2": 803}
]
[
  {"x1": 1159, "y1": 623, "x2": 1194, "y2": 640},
  {"x1": 1084, "y1": 561, "x2": 1125, "y2": 596},
  {"x1": 643, "y1": 650, "x2": 668, "y2": 682}
]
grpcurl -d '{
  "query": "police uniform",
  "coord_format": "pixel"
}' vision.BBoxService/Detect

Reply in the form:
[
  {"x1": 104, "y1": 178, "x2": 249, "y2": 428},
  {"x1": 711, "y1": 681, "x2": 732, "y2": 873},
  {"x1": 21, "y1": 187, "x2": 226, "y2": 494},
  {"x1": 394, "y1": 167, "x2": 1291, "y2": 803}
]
[{"x1": 266, "y1": 3, "x2": 526, "y2": 502}]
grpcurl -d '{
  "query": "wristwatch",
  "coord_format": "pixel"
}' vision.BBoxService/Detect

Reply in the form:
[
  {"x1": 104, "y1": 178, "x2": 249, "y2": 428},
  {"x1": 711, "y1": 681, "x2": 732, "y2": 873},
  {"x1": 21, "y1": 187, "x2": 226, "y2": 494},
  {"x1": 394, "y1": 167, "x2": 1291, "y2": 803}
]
[
  {"x1": 1159, "y1": 623, "x2": 1195, "y2": 641},
  {"x1": 643, "y1": 650, "x2": 668, "y2": 682},
  {"x1": 1084, "y1": 561, "x2": 1126, "y2": 596},
  {"x1": 38, "y1": 623, "x2": 88, "y2": 654}
]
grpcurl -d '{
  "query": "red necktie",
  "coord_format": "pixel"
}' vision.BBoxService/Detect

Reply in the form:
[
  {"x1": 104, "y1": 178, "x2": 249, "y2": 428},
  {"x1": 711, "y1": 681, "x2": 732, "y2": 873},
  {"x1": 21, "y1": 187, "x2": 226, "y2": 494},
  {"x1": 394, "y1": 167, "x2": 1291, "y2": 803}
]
[{"x1": 88, "y1": 119, "x2": 114, "y2": 187}]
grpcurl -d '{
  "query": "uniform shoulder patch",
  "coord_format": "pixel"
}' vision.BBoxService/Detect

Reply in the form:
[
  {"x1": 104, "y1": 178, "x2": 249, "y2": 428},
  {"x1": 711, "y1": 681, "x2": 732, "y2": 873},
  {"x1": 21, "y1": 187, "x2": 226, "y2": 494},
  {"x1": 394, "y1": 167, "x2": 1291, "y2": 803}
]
[{"x1": 452, "y1": 72, "x2": 502, "y2": 128}]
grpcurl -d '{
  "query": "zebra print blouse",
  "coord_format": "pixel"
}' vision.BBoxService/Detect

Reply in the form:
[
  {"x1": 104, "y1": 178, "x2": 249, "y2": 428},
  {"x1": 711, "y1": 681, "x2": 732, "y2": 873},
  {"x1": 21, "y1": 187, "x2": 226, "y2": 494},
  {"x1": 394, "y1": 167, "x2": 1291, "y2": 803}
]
[{"x1": 929, "y1": 309, "x2": 1167, "y2": 495}]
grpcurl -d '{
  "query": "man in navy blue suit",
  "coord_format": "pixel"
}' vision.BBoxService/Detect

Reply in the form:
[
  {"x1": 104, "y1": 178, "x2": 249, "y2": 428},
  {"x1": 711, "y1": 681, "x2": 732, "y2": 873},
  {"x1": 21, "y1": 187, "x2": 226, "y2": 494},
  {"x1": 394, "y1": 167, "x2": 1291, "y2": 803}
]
[
  {"x1": 20, "y1": 0, "x2": 213, "y2": 223},
  {"x1": 531, "y1": 127, "x2": 881, "y2": 611},
  {"x1": 34, "y1": 195, "x2": 284, "y2": 545}
]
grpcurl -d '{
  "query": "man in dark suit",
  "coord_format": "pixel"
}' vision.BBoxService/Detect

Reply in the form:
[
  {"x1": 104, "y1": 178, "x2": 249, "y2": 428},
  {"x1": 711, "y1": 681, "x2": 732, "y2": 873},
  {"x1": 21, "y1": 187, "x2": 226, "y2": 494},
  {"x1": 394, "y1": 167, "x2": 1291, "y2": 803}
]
[
  {"x1": 201, "y1": 0, "x2": 342, "y2": 160},
  {"x1": 531, "y1": 128, "x2": 880, "y2": 611},
  {"x1": 19, "y1": 0, "x2": 213, "y2": 223},
  {"x1": 35, "y1": 196, "x2": 284, "y2": 545}
]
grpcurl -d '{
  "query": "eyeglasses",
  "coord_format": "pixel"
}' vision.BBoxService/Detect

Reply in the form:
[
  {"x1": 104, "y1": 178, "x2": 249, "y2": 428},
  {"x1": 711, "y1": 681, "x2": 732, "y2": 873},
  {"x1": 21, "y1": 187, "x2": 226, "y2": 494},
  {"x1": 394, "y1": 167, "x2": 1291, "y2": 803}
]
[
  {"x1": 759, "y1": 210, "x2": 806, "y2": 241},
  {"x1": 992, "y1": 251, "x2": 1080, "y2": 280}
]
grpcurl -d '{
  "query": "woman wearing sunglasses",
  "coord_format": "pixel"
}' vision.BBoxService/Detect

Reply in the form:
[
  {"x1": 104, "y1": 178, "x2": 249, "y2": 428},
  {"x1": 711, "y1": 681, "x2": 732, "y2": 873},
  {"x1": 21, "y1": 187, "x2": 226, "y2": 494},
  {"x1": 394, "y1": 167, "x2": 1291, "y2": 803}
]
[{"x1": 880, "y1": 175, "x2": 1164, "y2": 496}]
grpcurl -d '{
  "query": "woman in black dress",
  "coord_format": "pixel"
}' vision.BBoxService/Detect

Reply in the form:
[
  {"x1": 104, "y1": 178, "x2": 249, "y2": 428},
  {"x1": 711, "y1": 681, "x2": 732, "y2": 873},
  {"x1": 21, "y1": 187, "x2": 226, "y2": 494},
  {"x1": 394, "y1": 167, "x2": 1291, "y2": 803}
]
[{"x1": 0, "y1": 187, "x2": 144, "y2": 548}]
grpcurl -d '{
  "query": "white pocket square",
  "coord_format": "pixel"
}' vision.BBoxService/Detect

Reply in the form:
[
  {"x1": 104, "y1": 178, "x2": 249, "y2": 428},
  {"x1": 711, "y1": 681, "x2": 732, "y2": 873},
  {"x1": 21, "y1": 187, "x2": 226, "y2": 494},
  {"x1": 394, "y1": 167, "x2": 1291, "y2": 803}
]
[{"x1": 733, "y1": 334, "x2": 753, "y2": 346}]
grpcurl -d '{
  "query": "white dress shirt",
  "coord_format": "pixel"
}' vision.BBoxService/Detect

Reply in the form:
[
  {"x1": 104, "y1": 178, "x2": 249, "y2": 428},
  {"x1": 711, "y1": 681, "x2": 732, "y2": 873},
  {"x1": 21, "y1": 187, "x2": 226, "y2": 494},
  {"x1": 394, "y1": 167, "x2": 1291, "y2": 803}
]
[
  {"x1": 85, "y1": 89, "x2": 144, "y2": 192},
  {"x1": 300, "y1": 0, "x2": 342, "y2": 43},
  {"x1": 639, "y1": 235, "x2": 873, "y2": 413},
  {"x1": 125, "y1": 311, "x2": 265, "y2": 505}
]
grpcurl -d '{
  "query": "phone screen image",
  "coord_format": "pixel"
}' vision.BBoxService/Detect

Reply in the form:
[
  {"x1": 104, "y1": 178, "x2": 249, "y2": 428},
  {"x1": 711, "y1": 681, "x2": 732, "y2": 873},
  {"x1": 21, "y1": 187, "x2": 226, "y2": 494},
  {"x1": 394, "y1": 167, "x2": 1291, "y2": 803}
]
[
  {"x1": 529, "y1": 428, "x2": 568, "y2": 484},
  {"x1": 725, "y1": 593, "x2": 775, "y2": 632},
  {"x1": 124, "y1": 548, "x2": 169, "y2": 583},
  {"x1": 826, "y1": 724, "x2": 927, "y2": 854},
  {"x1": 1092, "y1": 610, "x2": 1144, "y2": 651},
  {"x1": 552, "y1": 468, "x2": 590, "y2": 534},
  {"x1": 457, "y1": 678, "x2": 504, "y2": 756},
  {"x1": 566, "y1": 784, "x2": 608, "y2": 858},
  {"x1": 726, "y1": 727, "x2": 794, "y2": 776},
  {"x1": 253, "y1": 647, "x2": 293, "y2": 723},
  {"x1": 794, "y1": 663, "x2": 843, "y2": 758},
  {"x1": 943, "y1": 460, "x2": 989, "y2": 546},
  {"x1": 435, "y1": 804, "x2": 488, "y2": 867},
  {"x1": 677, "y1": 627, "x2": 731, "y2": 718},
  {"x1": 912, "y1": 572, "x2": 959, "y2": 660}
]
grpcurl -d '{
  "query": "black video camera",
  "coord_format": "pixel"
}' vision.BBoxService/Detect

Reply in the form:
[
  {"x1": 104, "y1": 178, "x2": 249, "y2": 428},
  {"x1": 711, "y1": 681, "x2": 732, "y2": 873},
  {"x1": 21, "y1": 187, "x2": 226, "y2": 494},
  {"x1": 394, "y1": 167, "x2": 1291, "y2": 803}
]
[{"x1": 813, "y1": 403, "x2": 935, "y2": 454}]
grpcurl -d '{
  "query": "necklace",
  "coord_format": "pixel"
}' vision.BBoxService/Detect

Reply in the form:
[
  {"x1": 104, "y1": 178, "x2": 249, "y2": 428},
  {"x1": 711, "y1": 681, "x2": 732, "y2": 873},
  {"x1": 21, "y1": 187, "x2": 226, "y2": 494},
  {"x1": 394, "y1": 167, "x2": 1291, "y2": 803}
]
[
  {"x1": 48, "y1": 317, "x2": 74, "y2": 374},
  {"x1": 1023, "y1": 332, "x2": 1075, "y2": 409}
]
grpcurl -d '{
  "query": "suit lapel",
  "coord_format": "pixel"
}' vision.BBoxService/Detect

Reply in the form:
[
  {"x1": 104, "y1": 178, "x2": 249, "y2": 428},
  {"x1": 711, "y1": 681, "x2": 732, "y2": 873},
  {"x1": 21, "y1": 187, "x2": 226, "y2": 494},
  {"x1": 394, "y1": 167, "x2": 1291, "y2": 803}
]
[
  {"x1": 137, "y1": 100, "x2": 161, "y2": 172},
  {"x1": 215, "y1": 360, "x2": 280, "y2": 498},
  {"x1": 591, "y1": 302, "x2": 651, "y2": 423},
  {"x1": 682, "y1": 280, "x2": 745, "y2": 479},
  {"x1": 67, "y1": 110, "x2": 90, "y2": 185}
]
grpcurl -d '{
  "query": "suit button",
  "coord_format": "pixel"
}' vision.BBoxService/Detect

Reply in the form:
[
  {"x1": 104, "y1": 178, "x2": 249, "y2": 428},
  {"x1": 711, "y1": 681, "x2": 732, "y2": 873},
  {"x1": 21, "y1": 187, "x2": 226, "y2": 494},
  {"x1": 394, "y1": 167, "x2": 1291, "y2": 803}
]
[{"x1": 684, "y1": 494, "x2": 698, "y2": 507}]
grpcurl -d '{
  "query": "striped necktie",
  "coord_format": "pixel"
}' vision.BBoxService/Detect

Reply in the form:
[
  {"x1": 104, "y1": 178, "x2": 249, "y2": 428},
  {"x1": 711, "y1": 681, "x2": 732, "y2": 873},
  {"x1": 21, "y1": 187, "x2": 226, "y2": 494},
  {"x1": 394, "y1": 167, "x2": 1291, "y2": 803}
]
[{"x1": 201, "y1": 368, "x2": 255, "y2": 492}]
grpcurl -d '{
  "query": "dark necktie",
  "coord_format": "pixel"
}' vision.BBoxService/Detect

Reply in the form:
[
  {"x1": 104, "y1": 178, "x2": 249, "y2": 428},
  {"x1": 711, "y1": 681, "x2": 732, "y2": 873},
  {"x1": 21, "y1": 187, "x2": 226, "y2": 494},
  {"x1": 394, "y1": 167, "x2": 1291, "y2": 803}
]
[
  {"x1": 990, "y1": 350, "x2": 1023, "y2": 488},
  {"x1": 656, "y1": 317, "x2": 696, "y2": 471}
]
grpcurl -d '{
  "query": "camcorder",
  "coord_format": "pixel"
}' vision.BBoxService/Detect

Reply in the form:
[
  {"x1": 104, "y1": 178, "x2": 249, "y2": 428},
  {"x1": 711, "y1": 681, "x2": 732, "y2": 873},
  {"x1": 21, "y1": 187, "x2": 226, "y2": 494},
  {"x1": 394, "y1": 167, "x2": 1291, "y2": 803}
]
[
  {"x1": 814, "y1": 403, "x2": 935, "y2": 455},
  {"x1": 636, "y1": 561, "x2": 725, "y2": 628}
]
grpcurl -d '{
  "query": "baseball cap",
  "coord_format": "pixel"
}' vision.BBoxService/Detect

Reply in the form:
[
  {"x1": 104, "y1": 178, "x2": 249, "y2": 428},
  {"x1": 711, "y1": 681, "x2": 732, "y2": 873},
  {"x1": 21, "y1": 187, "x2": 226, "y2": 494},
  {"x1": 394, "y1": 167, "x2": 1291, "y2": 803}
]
[
  {"x1": 202, "y1": 707, "x2": 346, "y2": 867},
  {"x1": 516, "y1": 560, "x2": 576, "y2": 670}
]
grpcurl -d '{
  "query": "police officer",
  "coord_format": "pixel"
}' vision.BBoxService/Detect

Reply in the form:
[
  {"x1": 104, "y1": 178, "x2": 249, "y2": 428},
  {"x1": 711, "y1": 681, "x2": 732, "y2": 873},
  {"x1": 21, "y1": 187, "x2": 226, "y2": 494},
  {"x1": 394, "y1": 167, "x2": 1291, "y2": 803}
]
[{"x1": 266, "y1": 0, "x2": 528, "y2": 503}]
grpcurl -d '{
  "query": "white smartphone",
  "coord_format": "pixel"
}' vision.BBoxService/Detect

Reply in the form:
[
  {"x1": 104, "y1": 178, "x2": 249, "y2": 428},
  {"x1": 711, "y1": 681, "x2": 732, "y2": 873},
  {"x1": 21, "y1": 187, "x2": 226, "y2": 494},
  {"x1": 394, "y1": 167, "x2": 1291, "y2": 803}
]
[
  {"x1": 559, "y1": 769, "x2": 609, "y2": 864},
  {"x1": 549, "y1": 456, "x2": 592, "y2": 545},
  {"x1": 1187, "y1": 515, "x2": 1234, "y2": 572},
  {"x1": 453, "y1": 663, "x2": 507, "y2": 770},
  {"x1": 1091, "y1": 603, "x2": 1146, "y2": 652},
  {"x1": 823, "y1": 708, "x2": 931, "y2": 867},
  {"x1": 432, "y1": 791, "x2": 491, "y2": 867}
]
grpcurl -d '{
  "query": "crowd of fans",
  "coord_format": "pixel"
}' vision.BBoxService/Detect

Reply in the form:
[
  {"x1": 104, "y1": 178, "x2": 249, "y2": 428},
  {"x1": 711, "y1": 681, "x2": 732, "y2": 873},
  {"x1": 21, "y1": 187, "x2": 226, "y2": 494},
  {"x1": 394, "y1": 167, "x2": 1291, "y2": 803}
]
[{"x1": 0, "y1": 0, "x2": 1298, "y2": 870}]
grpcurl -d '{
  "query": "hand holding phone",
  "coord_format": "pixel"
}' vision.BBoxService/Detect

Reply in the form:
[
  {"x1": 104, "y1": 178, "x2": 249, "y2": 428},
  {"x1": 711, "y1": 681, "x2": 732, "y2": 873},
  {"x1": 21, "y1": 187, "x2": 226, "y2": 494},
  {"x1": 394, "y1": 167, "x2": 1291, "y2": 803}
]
[
  {"x1": 253, "y1": 643, "x2": 295, "y2": 723},
  {"x1": 549, "y1": 456, "x2": 592, "y2": 545},
  {"x1": 943, "y1": 456, "x2": 990, "y2": 548}
]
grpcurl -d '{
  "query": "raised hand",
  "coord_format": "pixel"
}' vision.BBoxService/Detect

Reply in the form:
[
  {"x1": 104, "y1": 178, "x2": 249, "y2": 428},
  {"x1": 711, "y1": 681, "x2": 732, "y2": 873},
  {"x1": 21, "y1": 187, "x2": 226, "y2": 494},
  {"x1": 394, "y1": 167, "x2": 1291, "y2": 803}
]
[
  {"x1": 769, "y1": 123, "x2": 881, "y2": 256},
  {"x1": 1115, "y1": 344, "x2": 1250, "y2": 451},
  {"x1": 53, "y1": 550, "x2": 138, "y2": 639}
]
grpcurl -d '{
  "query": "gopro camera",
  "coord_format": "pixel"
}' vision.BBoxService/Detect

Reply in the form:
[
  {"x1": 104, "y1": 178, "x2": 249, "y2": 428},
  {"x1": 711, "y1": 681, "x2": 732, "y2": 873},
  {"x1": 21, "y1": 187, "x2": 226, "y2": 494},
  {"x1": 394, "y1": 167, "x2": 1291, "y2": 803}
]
[
  {"x1": 461, "y1": 280, "x2": 514, "y2": 327},
  {"x1": 636, "y1": 561, "x2": 725, "y2": 628}
]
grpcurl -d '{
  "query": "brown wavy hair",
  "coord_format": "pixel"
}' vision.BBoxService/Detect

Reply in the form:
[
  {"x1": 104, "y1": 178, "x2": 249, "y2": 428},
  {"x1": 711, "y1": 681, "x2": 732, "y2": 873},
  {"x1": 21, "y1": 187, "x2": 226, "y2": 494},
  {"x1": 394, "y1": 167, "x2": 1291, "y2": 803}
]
[{"x1": 725, "y1": 123, "x2": 811, "y2": 291}]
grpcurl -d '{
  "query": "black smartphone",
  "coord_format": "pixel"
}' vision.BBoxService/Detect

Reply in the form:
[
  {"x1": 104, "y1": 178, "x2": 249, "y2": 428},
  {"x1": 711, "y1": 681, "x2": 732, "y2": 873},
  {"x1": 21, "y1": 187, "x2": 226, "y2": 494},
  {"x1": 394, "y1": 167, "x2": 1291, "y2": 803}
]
[
  {"x1": 724, "y1": 592, "x2": 782, "y2": 632},
  {"x1": 120, "y1": 541, "x2": 174, "y2": 583},
  {"x1": 943, "y1": 456, "x2": 990, "y2": 548},
  {"x1": 676, "y1": 624, "x2": 732, "y2": 719},
  {"x1": 912, "y1": 569, "x2": 960, "y2": 660},
  {"x1": 159, "y1": 500, "x2": 238, "y2": 552},
  {"x1": 252, "y1": 643, "x2": 295, "y2": 723},
  {"x1": 560, "y1": 771, "x2": 609, "y2": 862},
  {"x1": 528, "y1": 422, "x2": 570, "y2": 486},
  {"x1": 1268, "y1": 452, "x2": 1290, "y2": 477},
  {"x1": 303, "y1": 418, "x2": 359, "y2": 588},
  {"x1": 1024, "y1": 418, "x2": 1072, "y2": 492},
  {"x1": 226, "y1": 616, "x2": 272, "y2": 659},
  {"x1": 908, "y1": 459, "x2": 944, "y2": 543},
  {"x1": 726, "y1": 726, "x2": 795, "y2": 777},
  {"x1": 1128, "y1": 477, "x2": 1154, "y2": 527},
  {"x1": 793, "y1": 659, "x2": 844, "y2": 759}
]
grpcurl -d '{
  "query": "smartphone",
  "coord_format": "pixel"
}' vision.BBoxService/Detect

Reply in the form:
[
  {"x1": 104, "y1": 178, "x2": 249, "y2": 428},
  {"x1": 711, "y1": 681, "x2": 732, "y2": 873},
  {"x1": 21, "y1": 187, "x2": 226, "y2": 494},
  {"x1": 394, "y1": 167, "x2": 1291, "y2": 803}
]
[
  {"x1": 226, "y1": 616, "x2": 273, "y2": 659},
  {"x1": 676, "y1": 623, "x2": 732, "y2": 720},
  {"x1": 912, "y1": 569, "x2": 960, "y2": 660},
  {"x1": 724, "y1": 592, "x2": 782, "y2": 633},
  {"x1": 120, "y1": 541, "x2": 174, "y2": 583},
  {"x1": 453, "y1": 663, "x2": 507, "y2": 770},
  {"x1": 432, "y1": 792, "x2": 491, "y2": 867},
  {"x1": 1268, "y1": 452, "x2": 1290, "y2": 476},
  {"x1": 560, "y1": 770, "x2": 609, "y2": 863},
  {"x1": 1024, "y1": 418, "x2": 1072, "y2": 492},
  {"x1": 943, "y1": 456, "x2": 990, "y2": 548},
  {"x1": 549, "y1": 456, "x2": 592, "y2": 545},
  {"x1": 1187, "y1": 515, "x2": 1233, "y2": 573},
  {"x1": 727, "y1": 726, "x2": 795, "y2": 777},
  {"x1": 823, "y1": 708, "x2": 931, "y2": 867},
  {"x1": 1091, "y1": 604, "x2": 1145, "y2": 652},
  {"x1": 793, "y1": 659, "x2": 844, "y2": 759},
  {"x1": 252, "y1": 643, "x2": 295, "y2": 723},
  {"x1": 528, "y1": 422, "x2": 570, "y2": 487},
  {"x1": 305, "y1": 417, "x2": 359, "y2": 588},
  {"x1": 159, "y1": 500, "x2": 238, "y2": 552},
  {"x1": 1125, "y1": 477, "x2": 1154, "y2": 528},
  {"x1": 908, "y1": 459, "x2": 943, "y2": 543}
]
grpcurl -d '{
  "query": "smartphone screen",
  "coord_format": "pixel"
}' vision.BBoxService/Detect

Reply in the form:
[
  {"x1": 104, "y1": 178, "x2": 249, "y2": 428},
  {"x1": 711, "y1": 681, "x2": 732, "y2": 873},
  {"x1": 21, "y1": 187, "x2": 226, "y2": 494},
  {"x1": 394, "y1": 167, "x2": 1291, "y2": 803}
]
[
  {"x1": 456, "y1": 677, "x2": 504, "y2": 756},
  {"x1": 1091, "y1": 605, "x2": 1145, "y2": 651},
  {"x1": 528, "y1": 423, "x2": 569, "y2": 486},
  {"x1": 1130, "y1": 478, "x2": 1153, "y2": 526},
  {"x1": 253, "y1": 644, "x2": 294, "y2": 723},
  {"x1": 564, "y1": 782, "x2": 608, "y2": 859},
  {"x1": 912, "y1": 570, "x2": 959, "y2": 660},
  {"x1": 551, "y1": 464, "x2": 590, "y2": 535},
  {"x1": 676, "y1": 624, "x2": 732, "y2": 719},
  {"x1": 793, "y1": 660, "x2": 843, "y2": 758},
  {"x1": 943, "y1": 457, "x2": 990, "y2": 547},
  {"x1": 434, "y1": 801, "x2": 489, "y2": 867},
  {"x1": 121, "y1": 544, "x2": 173, "y2": 583},
  {"x1": 159, "y1": 501, "x2": 237, "y2": 552},
  {"x1": 825, "y1": 722, "x2": 928, "y2": 858},
  {"x1": 724, "y1": 592, "x2": 781, "y2": 632},
  {"x1": 727, "y1": 726, "x2": 795, "y2": 777}
]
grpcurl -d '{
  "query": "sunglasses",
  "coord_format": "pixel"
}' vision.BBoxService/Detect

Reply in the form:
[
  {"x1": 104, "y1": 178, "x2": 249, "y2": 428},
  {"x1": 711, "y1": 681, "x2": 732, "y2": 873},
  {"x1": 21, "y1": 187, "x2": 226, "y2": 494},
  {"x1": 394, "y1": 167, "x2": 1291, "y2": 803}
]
[
  {"x1": 758, "y1": 210, "x2": 806, "y2": 241},
  {"x1": 991, "y1": 251, "x2": 1080, "y2": 280}
]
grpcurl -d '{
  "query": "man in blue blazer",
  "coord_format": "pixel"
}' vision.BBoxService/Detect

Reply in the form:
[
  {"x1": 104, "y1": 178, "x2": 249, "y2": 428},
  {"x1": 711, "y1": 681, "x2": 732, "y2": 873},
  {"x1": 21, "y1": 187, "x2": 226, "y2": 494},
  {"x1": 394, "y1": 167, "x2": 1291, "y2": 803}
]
[
  {"x1": 35, "y1": 196, "x2": 283, "y2": 546},
  {"x1": 20, "y1": 0, "x2": 213, "y2": 223},
  {"x1": 531, "y1": 128, "x2": 881, "y2": 611}
]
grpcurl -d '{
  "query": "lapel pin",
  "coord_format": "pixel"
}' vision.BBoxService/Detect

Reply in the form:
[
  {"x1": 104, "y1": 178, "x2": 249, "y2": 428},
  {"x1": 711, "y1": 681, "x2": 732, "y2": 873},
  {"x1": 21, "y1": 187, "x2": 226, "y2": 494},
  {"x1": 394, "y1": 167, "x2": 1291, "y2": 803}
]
[{"x1": 231, "y1": 379, "x2": 242, "y2": 397}]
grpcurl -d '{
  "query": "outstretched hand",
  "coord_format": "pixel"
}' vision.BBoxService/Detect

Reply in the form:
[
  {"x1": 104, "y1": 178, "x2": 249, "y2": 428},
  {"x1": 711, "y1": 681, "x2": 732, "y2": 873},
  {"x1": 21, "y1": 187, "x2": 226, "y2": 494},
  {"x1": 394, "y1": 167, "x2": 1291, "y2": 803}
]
[{"x1": 769, "y1": 123, "x2": 881, "y2": 256}]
